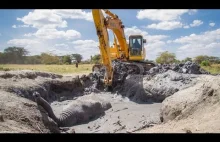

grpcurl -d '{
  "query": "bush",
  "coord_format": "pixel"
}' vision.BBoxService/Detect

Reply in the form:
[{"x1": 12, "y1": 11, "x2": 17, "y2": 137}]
[
  {"x1": 201, "y1": 60, "x2": 210, "y2": 66},
  {"x1": 0, "y1": 67, "x2": 10, "y2": 71},
  {"x1": 156, "y1": 51, "x2": 176, "y2": 64}
]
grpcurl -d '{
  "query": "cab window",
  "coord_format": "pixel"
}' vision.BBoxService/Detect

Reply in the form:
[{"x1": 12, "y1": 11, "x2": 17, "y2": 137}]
[{"x1": 129, "y1": 36, "x2": 142, "y2": 56}]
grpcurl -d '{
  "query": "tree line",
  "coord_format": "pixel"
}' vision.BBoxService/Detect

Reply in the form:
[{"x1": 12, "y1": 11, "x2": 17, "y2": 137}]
[
  {"x1": 155, "y1": 51, "x2": 220, "y2": 66},
  {"x1": 0, "y1": 47, "x2": 219, "y2": 66},
  {"x1": 0, "y1": 47, "x2": 101, "y2": 64}
]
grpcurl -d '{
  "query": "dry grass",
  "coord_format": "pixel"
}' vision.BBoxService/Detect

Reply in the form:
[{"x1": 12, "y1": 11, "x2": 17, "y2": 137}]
[
  {"x1": 0, "y1": 64, "x2": 94, "y2": 75},
  {"x1": 1, "y1": 63, "x2": 219, "y2": 75},
  {"x1": 201, "y1": 64, "x2": 220, "y2": 74}
]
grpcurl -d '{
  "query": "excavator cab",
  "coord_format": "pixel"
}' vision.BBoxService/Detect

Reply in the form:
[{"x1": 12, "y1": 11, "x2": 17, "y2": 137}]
[{"x1": 129, "y1": 35, "x2": 146, "y2": 60}]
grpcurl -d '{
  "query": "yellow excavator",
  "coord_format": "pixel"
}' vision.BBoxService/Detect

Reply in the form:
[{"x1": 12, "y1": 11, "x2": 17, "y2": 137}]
[{"x1": 92, "y1": 9, "x2": 155, "y2": 89}]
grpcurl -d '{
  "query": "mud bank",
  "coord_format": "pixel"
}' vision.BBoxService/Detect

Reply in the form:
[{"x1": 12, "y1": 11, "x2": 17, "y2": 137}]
[
  {"x1": 138, "y1": 75, "x2": 220, "y2": 133},
  {"x1": 0, "y1": 67, "x2": 217, "y2": 133},
  {"x1": 116, "y1": 70, "x2": 199, "y2": 103},
  {"x1": 0, "y1": 70, "x2": 95, "y2": 133}
]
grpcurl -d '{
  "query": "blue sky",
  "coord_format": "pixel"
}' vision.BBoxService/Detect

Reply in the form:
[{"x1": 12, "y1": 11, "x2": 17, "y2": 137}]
[{"x1": 0, "y1": 9, "x2": 220, "y2": 60}]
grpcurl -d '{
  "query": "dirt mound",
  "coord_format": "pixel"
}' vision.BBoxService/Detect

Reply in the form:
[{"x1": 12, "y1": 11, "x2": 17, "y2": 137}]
[
  {"x1": 117, "y1": 70, "x2": 199, "y2": 103},
  {"x1": 0, "y1": 71, "x2": 94, "y2": 103},
  {"x1": 0, "y1": 70, "x2": 62, "y2": 79},
  {"x1": 138, "y1": 75, "x2": 220, "y2": 133},
  {"x1": 160, "y1": 75, "x2": 220, "y2": 122},
  {"x1": 0, "y1": 90, "x2": 60, "y2": 133}
]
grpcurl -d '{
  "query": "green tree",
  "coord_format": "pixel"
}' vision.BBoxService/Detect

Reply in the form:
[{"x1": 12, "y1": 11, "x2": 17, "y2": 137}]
[
  {"x1": 72, "y1": 54, "x2": 83, "y2": 63},
  {"x1": 156, "y1": 51, "x2": 176, "y2": 64},
  {"x1": 24, "y1": 55, "x2": 41, "y2": 64},
  {"x1": 182, "y1": 57, "x2": 192, "y2": 62},
  {"x1": 62, "y1": 55, "x2": 72, "y2": 64},
  {"x1": 174, "y1": 59, "x2": 181, "y2": 63},
  {"x1": 3, "y1": 47, "x2": 29, "y2": 64},
  {"x1": 40, "y1": 53, "x2": 60, "y2": 64},
  {"x1": 207, "y1": 56, "x2": 220, "y2": 64},
  {"x1": 201, "y1": 60, "x2": 210, "y2": 66},
  {"x1": 193, "y1": 55, "x2": 209, "y2": 64},
  {"x1": 91, "y1": 54, "x2": 101, "y2": 64}
]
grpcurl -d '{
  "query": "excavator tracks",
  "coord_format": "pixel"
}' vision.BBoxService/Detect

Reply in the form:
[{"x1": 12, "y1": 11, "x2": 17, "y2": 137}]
[{"x1": 91, "y1": 60, "x2": 156, "y2": 87}]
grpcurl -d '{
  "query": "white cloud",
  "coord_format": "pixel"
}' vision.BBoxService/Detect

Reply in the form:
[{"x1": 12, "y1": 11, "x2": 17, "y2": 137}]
[
  {"x1": 55, "y1": 43, "x2": 69, "y2": 48},
  {"x1": 136, "y1": 10, "x2": 194, "y2": 21},
  {"x1": 137, "y1": 9, "x2": 198, "y2": 31},
  {"x1": 124, "y1": 26, "x2": 148, "y2": 37},
  {"x1": 124, "y1": 26, "x2": 168, "y2": 41},
  {"x1": 146, "y1": 21, "x2": 183, "y2": 30},
  {"x1": 72, "y1": 40, "x2": 98, "y2": 47},
  {"x1": 12, "y1": 25, "x2": 30, "y2": 28},
  {"x1": 71, "y1": 40, "x2": 100, "y2": 59},
  {"x1": 17, "y1": 10, "x2": 68, "y2": 29},
  {"x1": 17, "y1": 9, "x2": 92, "y2": 30},
  {"x1": 188, "y1": 9, "x2": 197, "y2": 15},
  {"x1": 173, "y1": 29, "x2": 220, "y2": 44},
  {"x1": 190, "y1": 20, "x2": 203, "y2": 27},
  {"x1": 146, "y1": 35, "x2": 169, "y2": 42},
  {"x1": 146, "y1": 42, "x2": 166, "y2": 59},
  {"x1": 172, "y1": 28, "x2": 220, "y2": 59},
  {"x1": 16, "y1": 10, "x2": 85, "y2": 41},
  {"x1": 7, "y1": 38, "x2": 59, "y2": 55},
  {"x1": 6, "y1": 39, "x2": 100, "y2": 59},
  {"x1": 183, "y1": 25, "x2": 190, "y2": 29},
  {"x1": 167, "y1": 40, "x2": 172, "y2": 44},
  {"x1": 53, "y1": 10, "x2": 92, "y2": 21},
  {"x1": 209, "y1": 22, "x2": 215, "y2": 27},
  {"x1": 7, "y1": 39, "x2": 40, "y2": 46},
  {"x1": 34, "y1": 28, "x2": 81, "y2": 40},
  {"x1": 55, "y1": 43, "x2": 69, "y2": 49},
  {"x1": 24, "y1": 33, "x2": 34, "y2": 37},
  {"x1": 19, "y1": 25, "x2": 30, "y2": 28}
]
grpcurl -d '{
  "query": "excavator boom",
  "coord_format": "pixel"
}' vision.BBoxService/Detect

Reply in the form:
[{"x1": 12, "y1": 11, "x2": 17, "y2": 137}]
[{"x1": 92, "y1": 10, "x2": 113, "y2": 86}]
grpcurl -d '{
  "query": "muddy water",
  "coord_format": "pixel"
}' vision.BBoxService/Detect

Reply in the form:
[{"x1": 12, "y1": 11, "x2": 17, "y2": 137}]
[{"x1": 51, "y1": 92, "x2": 162, "y2": 133}]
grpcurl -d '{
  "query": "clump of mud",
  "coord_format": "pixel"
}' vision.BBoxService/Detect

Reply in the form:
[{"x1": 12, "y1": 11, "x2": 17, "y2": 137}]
[
  {"x1": 115, "y1": 70, "x2": 199, "y2": 103},
  {"x1": 91, "y1": 61, "x2": 211, "y2": 103},
  {"x1": 0, "y1": 70, "x2": 62, "y2": 79},
  {"x1": 148, "y1": 61, "x2": 210, "y2": 76}
]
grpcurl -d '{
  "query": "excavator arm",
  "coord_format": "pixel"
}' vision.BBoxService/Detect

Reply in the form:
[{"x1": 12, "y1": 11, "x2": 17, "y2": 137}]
[
  {"x1": 92, "y1": 9, "x2": 131, "y2": 87},
  {"x1": 103, "y1": 9, "x2": 129, "y2": 59},
  {"x1": 92, "y1": 10, "x2": 113, "y2": 86}
]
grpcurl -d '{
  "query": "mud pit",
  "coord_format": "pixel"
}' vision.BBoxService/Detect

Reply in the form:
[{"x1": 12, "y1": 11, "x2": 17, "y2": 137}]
[
  {"x1": 0, "y1": 70, "x2": 162, "y2": 133},
  {"x1": 0, "y1": 62, "x2": 218, "y2": 133},
  {"x1": 51, "y1": 92, "x2": 161, "y2": 133}
]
